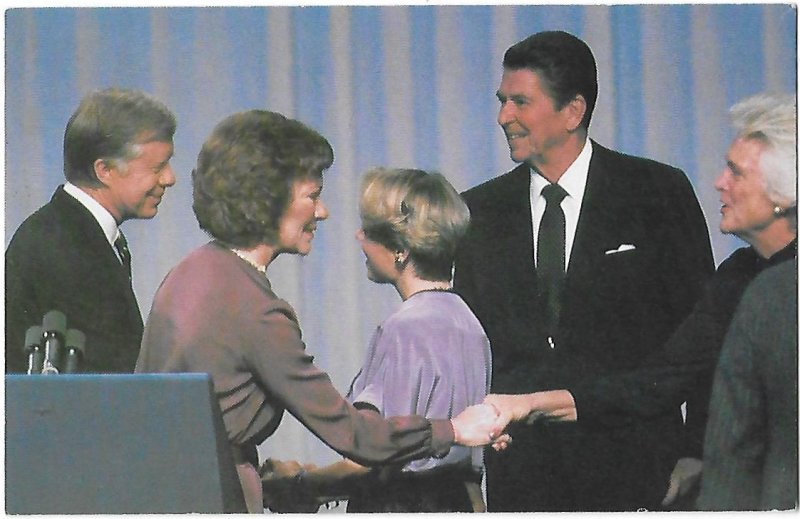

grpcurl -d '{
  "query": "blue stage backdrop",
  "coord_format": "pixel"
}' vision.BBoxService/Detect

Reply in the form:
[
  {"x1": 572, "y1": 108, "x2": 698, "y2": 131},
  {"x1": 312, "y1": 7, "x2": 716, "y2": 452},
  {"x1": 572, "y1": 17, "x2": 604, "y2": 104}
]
[{"x1": 5, "y1": 5, "x2": 796, "y2": 471}]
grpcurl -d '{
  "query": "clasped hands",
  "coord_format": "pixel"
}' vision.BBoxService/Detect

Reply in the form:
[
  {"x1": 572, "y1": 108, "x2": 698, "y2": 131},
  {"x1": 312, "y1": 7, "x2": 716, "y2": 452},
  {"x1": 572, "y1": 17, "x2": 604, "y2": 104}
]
[
  {"x1": 451, "y1": 390, "x2": 576, "y2": 451},
  {"x1": 261, "y1": 395, "x2": 571, "y2": 511},
  {"x1": 450, "y1": 402, "x2": 512, "y2": 451}
]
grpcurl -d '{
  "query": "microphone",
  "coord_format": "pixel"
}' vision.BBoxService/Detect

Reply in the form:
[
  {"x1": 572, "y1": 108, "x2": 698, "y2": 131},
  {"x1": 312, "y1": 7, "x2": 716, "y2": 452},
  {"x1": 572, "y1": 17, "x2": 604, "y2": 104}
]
[
  {"x1": 23, "y1": 325, "x2": 44, "y2": 375},
  {"x1": 63, "y1": 329, "x2": 86, "y2": 374},
  {"x1": 41, "y1": 310, "x2": 67, "y2": 375}
]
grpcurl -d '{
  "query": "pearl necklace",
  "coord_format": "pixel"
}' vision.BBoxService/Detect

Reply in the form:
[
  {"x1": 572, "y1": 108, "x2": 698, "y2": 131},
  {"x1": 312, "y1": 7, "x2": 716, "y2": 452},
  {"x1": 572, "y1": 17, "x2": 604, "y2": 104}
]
[{"x1": 230, "y1": 248, "x2": 267, "y2": 274}]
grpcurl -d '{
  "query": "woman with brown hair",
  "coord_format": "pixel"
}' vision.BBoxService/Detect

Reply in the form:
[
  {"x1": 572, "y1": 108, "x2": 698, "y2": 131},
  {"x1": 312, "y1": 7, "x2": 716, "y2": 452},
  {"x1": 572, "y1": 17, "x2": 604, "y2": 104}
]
[{"x1": 135, "y1": 111, "x2": 500, "y2": 512}]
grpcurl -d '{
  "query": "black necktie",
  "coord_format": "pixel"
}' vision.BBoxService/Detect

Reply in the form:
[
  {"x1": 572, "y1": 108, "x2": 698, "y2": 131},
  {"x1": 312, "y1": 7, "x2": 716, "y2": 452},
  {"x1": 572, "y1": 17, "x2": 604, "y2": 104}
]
[
  {"x1": 114, "y1": 232, "x2": 132, "y2": 279},
  {"x1": 537, "y1": 183, "x2": 568, "y2": 346}
]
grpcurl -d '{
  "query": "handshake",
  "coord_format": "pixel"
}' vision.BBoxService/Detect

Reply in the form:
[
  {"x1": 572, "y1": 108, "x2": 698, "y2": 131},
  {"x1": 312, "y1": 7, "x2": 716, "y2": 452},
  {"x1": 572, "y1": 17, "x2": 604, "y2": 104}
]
[
  {"x1": 259, "y1": 403, "x2": 511, "y2": 513},
  {"x1": 452, "y1": 389, "x2": 578, "y2": 450},
  {"x1": 449, "y1": 401, "x2": 511, "y2": 451},
  {"x1": 451, "y1": 389, "x2": 578, "y2": 451},
  {"x1": 260, "y1": 390, "x2": 576, "y2": 512}
]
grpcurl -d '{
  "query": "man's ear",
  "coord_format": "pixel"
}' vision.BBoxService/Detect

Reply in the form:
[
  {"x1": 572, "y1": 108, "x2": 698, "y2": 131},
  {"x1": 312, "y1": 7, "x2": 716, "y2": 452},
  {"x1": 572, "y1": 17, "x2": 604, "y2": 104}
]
[
  {"x1": 564, "y1": 94, "x2": 587, "y2": 132},
  {"x1": 93, "y1": 158, "x2": 114, "y2": 187}
]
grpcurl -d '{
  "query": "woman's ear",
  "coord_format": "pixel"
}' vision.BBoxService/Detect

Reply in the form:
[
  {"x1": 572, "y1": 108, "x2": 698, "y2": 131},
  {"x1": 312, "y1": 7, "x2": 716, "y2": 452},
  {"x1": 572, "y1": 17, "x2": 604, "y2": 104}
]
[{"x1": 394, "y1": 250, "x2": 409, "y2": 270}]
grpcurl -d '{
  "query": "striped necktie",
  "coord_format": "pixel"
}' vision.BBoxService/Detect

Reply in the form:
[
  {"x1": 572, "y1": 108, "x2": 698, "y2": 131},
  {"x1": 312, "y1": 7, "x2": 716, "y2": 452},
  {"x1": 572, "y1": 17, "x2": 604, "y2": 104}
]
[{"x1": 114, "y1": 232, "x2": 132, "y2": 279}]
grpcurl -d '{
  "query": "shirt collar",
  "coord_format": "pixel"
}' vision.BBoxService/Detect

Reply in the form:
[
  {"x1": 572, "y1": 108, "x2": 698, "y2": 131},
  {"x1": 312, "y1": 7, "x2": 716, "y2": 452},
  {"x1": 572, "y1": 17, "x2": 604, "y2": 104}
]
[
  {"x1": 530, "y1": 139, "x2": 592, "y2": 199},
  {"x1": 62, "y1": 182, "x2": 120, "y2": 245}
]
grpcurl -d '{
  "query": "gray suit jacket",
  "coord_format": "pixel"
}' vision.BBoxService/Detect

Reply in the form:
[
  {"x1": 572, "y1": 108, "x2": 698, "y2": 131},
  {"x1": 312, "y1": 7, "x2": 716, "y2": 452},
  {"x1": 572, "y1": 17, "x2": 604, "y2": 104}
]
[{"x1": 699, "y1": 260, "x2": 798, "y2": 511}]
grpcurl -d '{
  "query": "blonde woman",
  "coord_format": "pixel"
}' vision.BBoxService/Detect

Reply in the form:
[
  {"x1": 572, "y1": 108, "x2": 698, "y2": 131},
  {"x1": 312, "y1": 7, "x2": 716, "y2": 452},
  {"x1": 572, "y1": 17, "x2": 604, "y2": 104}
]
[{"x1": 267, "y1": 168, "x2": 492, "y2": 512}]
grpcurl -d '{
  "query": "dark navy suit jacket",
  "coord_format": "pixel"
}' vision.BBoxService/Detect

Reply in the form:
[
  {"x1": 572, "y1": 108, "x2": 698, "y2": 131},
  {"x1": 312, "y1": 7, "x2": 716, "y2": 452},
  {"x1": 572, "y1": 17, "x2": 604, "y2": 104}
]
[
  {"x1": 454, "y1": 141, "x2": 715, "y2": 511},
  {"x1": 6, "y1": 186, "x2": 143, "y2": 373}
]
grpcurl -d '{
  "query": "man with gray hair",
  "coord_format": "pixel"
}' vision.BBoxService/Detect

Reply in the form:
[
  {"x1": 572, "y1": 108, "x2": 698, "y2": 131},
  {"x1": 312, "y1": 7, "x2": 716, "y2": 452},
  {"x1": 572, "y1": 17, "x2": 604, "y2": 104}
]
[
  {"x1": 484, "y1": 92, "x2": 797, "y2": 509},
  {"x1": 6, "y1": 88, "x2": 177, "y2": 373}
]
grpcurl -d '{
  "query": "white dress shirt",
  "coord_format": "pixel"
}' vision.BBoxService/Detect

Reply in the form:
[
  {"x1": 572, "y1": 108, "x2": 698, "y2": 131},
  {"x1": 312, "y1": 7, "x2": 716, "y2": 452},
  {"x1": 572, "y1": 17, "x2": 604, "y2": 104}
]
[
  {"x1": 529, "y1": 138, "x2": 593, "y2": 271},
  {"x1": 63, "y1": 182, "x2": 124, "y2": 263}
]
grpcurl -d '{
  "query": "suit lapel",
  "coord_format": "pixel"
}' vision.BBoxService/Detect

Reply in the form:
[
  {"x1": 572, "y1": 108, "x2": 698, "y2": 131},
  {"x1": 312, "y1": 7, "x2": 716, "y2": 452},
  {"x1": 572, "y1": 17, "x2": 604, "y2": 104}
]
[
  {"x1": 495, "y1": 164, "x2": 537, "y2": 297},
  {"x1": 53, "y1": 187, "x2": 131, "y2": 278},
  {"x1": 565, "y1": 142, "x2": 632, "y2": 303},
  {"x1": 52, "y1": 187, "x2": 116, "y2": 260},
  {"x1": 571, "y1": 144, "x2": 610, "y2": 267},
  {"x1": 52, "y1": 187, "x2": 143, "y2": 327}
]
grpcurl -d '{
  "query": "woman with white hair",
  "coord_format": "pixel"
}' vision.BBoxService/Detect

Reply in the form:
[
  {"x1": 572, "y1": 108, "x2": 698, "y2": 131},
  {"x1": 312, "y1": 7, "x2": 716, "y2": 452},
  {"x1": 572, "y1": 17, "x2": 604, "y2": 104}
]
[{"x1": 482, "y1": 92, "x2": 797, "y2": 509}]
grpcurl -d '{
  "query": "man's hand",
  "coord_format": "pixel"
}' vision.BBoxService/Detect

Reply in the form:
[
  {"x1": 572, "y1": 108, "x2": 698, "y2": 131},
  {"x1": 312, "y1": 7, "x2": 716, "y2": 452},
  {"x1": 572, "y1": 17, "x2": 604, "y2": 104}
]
[
  {"x1": 489, "y1": 433, "x2": 513, "y2": 452},
  {"x1": 484, "y1": 393, "x2": 538, "y2": 427},
  {"x1": 451, "y1": 403, "x2": 511, "y2": 447},
  {"x1": 260, "y1": 458, "x2": 322, "y2": 513},
  {"x1": 260, "y1": 458, "x2": 316, "y2": 480},
  {"x1": 661, "y1": 457, "x2": 702, "y2": 508}
]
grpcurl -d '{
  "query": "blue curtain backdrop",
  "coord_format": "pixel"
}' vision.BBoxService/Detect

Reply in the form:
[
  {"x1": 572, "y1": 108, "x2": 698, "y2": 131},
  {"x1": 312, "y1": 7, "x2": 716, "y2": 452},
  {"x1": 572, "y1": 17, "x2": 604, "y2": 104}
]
[{"x1": 5, "y1": 5, "x2": 797, "y2": 470}]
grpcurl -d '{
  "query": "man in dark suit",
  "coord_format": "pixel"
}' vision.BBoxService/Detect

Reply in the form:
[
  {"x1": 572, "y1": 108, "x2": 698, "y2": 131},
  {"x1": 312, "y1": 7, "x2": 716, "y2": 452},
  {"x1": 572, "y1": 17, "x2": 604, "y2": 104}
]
[
  {"x1": 453, "y1": 31, "x2": 714, "y2": 511},
  {"x1": 482, "y1": 92, "x2": 797, "y2": 509},
  {"x1": 6, "y1": 88, "x2": 176, "y2": 373}
]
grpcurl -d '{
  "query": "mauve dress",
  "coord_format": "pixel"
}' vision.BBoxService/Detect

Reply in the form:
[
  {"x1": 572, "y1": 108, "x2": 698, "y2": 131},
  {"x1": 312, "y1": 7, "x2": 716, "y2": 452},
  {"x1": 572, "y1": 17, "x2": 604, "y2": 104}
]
[
  {"x1": 345, "y1": 290, "x2": 492, "y2": 512},
  {"x1": 136, "y1": 241, "x2": 455, "y2": 512}
]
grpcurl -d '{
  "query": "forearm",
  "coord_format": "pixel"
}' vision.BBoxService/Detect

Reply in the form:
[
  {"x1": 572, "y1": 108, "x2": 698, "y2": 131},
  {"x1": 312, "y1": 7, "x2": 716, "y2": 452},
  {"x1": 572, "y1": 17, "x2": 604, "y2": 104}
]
[
  {"x1": 566, "y1": 303, "x2": 724, "y2": 428},
  {"x1": 302, "y1": 459, "x2": 371, "y2": 499},
  {"x1": 260, "y1": 457, "x2": 365, "y2": 512},
  {"x1": 253, "y1": 313, "x2": 454, "y2": 464},
  {"x1": 485, "y1": 389, "x2": 577, "y2": 425},
  {"x1": 526, "y1": 390, "x2": 578, "y2": 422}
]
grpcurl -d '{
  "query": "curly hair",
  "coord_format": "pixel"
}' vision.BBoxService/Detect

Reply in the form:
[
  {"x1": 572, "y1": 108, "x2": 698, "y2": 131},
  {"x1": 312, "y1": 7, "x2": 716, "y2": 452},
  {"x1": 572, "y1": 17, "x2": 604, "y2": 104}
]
[
  {"x1": 192, "y1": 110, "x2": 334, "y2": 248},
  {"x1": 730, "y1": 93, "x2": 797, "y2": 211},
  {"x1": 359, "y1": 168, "x2": 470, "y2": 281}
]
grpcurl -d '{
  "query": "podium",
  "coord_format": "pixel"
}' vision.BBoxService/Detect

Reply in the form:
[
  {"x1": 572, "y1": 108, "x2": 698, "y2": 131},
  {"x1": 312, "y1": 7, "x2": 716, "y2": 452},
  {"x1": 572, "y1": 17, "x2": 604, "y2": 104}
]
[{"x1": 5, "y1": 373, "x2": 247, "y2": 514}]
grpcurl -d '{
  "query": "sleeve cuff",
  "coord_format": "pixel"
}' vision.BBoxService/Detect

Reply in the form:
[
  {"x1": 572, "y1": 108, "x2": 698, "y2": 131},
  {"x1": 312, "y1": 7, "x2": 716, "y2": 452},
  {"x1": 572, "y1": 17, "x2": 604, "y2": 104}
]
[
  {"x1": 566, "y1": 384, "x2": 591, "y2": 422},
  {"x1": 429, "y1": 418, "x2": 454, "y2": 458}
]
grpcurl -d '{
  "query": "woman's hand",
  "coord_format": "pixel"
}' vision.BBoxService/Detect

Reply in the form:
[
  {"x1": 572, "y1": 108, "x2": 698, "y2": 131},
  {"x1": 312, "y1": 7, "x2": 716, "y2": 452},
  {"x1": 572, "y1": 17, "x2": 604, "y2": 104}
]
[
  {"x1": 484, "y1": 390, "x2": 578, "y2": 429},
  {"x1": 451, "y1": 403, "x2": 511, "y2": 447},
  {"x1": 661, "y1": 457, "x2": 703, "y2": 508},
  {"x1": 484, "y1": 393, "x2": 538, "y2": 427}
]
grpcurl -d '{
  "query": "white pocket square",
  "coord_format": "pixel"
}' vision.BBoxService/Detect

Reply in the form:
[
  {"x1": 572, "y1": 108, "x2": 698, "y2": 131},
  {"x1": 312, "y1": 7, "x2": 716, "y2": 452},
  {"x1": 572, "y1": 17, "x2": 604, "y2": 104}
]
[{"x1": 605, "y1": 244, "x2": 636, "y2": 255}]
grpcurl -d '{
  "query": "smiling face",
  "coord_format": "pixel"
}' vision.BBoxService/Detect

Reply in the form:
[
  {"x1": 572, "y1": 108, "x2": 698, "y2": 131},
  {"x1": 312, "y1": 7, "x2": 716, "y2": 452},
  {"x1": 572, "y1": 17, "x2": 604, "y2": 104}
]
[
  {"x1": 102, "y1": 140, "x2": 175, "y2": 223},
  {"x1": 277, "y1": 177, "x2": 329, "y2": 256},
  {"x1": 496, "y1": 68, "x2": 579, "y2": 171},
  {"x1": 714, "y1": 137, "x2": 778, "y2": 244}
]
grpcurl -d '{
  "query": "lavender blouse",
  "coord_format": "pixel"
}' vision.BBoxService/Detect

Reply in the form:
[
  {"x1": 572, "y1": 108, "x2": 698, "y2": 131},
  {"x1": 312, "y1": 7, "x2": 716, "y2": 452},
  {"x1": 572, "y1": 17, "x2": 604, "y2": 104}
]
[{"x1": 346, "y1": 290, "x2": 492, "y2": 474}]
